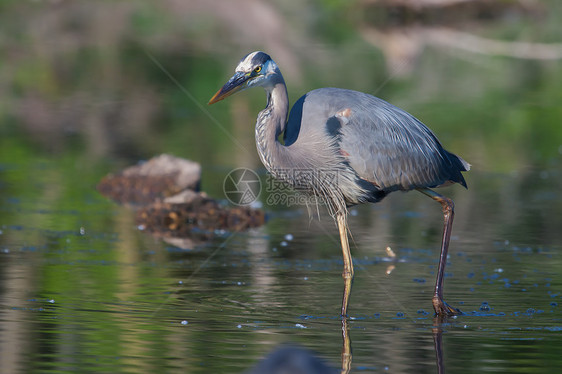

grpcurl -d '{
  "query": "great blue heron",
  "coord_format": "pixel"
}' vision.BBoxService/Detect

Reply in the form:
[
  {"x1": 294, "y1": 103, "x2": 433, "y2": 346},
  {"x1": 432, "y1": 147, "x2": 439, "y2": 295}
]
[{"x1": 209, "y1": 51, "x2": 470, "y2": 317}]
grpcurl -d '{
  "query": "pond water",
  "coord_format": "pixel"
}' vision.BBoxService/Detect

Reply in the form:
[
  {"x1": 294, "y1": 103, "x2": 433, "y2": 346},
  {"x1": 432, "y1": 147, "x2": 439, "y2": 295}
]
[
  {"x1": 2, "y1": 1, "x2": 562, "y2": 373},
  {"x1": 1, "y1": 160, "x2": 561, "y2": 373}
]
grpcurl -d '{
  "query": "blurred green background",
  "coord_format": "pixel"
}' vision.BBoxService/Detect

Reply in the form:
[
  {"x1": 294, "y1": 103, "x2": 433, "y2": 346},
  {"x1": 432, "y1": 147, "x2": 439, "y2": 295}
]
[
  {"x1": 1, "y1": 0, "x2": 561, "y2": 174},
  {"x1": 1, "y1": 1, "x2": 562, "y2": 373}
]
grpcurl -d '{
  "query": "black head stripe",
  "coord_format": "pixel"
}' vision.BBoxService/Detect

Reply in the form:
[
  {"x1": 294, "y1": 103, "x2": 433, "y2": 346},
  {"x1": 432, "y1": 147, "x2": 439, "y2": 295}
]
[{"x1": 251, "y1": 51, "x2": 271, "y2": 66}]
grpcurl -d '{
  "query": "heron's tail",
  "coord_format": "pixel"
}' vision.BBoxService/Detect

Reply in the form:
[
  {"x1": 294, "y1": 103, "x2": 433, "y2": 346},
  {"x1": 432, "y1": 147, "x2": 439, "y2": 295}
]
[{"x1": 447, "y1": 151, "x2": 470, "y2": 188}]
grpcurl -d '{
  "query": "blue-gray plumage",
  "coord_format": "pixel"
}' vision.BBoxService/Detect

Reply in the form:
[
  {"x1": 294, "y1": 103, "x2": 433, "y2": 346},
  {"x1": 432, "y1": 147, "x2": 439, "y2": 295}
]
[
  {"x1": 209, "y1": 51, "x2": 469, "y2": 318},
  {"x1": 287, "y1": 88, "x2": 469, "y2": 197}
]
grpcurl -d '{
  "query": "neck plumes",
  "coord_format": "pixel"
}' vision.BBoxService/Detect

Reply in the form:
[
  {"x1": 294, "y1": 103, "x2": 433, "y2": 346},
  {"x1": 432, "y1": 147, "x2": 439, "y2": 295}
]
[
  {"x1": 253, "y1": 73, "x2": 362, "y2": 216},
  {"x1": 255, "y1": 76, "x2": 291, "y2": 176}
]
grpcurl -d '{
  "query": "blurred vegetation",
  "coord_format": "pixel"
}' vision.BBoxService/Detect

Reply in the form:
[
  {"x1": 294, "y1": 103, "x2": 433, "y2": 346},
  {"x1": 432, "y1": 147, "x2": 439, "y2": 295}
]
[{"x1": 0, "y1": 0, "x2": 561, "y2": 175}]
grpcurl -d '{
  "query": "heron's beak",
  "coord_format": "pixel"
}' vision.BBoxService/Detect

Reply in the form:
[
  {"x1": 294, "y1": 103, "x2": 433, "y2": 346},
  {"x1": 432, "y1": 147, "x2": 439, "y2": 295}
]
[{"x1": 208, "y1": 71, "x2": 250, "y2": 105}]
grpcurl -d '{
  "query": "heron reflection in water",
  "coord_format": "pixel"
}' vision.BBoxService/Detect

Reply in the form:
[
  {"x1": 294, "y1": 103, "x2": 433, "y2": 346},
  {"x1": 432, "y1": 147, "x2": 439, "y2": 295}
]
[{"x1": 209, "y1": 51, "x2": 469, "y2": 318}]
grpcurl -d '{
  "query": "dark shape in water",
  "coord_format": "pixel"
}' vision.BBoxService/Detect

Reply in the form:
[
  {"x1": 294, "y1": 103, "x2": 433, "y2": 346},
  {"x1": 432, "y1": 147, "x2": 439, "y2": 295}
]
[{"x1": 246, "y1": 345, "x2": 338, "y2": 374}]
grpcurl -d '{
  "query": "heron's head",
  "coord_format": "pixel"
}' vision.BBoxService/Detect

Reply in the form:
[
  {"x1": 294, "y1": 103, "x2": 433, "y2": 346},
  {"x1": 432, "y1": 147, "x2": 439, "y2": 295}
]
[{"x1": 208, "y1": 51, "x2": 279, "y2": 105}]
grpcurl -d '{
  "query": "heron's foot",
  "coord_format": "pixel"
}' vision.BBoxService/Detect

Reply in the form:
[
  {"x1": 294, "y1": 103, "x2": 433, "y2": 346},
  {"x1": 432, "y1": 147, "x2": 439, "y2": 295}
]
[
  {"x1": 340, "y1": 293, "x2": 350, "y2": 320},
  {"x1": 432, "y1": 296, "x2": 463, "y2": 317}
]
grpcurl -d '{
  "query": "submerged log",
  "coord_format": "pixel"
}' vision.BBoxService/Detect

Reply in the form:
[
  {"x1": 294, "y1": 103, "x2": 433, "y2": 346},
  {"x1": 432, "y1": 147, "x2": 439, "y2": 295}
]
[
  {"x1": 97, "y1": 154, "x2": 265, "y2": 244},
  {"x1": 136, "y1": 190, "x2": 265, "y2": 235}
]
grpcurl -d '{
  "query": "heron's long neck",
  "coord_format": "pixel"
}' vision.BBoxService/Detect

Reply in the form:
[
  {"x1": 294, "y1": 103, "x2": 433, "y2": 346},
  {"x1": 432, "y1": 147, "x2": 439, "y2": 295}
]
[
  {"x1": 255, "y1": 79, "x2": 292, "y2": 175},
  {"x1": 254, "y1": 75, "x2": 358, "y2": 215}
]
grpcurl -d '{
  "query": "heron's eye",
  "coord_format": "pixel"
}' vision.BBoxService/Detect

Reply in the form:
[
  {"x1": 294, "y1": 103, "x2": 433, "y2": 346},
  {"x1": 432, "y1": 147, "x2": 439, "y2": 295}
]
[{"x1": 254, "y1": 66, "x2": 262, "y2": 74}]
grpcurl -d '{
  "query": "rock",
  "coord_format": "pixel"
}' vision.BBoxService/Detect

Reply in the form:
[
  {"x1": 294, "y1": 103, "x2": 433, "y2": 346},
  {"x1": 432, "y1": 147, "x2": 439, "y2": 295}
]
[
  {"x1": 97, "y1": 154, "x2": 265, "y2": 240},
  {"x1": 97, "y1": 154, "x2": 201, "y2": 205}
]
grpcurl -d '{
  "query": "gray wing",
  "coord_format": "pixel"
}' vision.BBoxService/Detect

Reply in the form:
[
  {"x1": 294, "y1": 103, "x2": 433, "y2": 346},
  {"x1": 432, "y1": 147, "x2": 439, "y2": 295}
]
[{"x1": 292, "y1": 88, "x2": 469, "y2": 192}]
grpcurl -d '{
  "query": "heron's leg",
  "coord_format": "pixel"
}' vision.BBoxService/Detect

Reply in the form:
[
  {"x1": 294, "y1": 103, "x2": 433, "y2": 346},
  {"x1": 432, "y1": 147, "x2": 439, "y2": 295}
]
[
  {"x1": 417, "y1": 188, "x2": 462, "y2": 316},
  {"x1": 337, "y1": 212, "x2": 354, "y2": 318}
]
